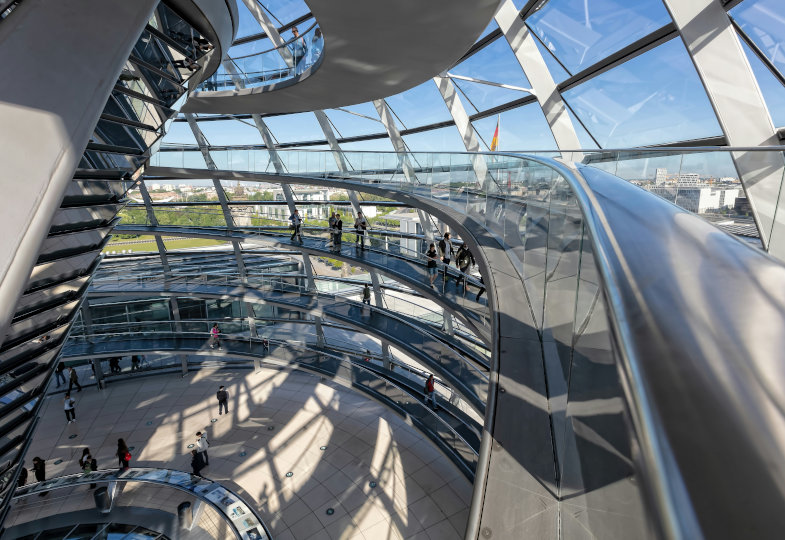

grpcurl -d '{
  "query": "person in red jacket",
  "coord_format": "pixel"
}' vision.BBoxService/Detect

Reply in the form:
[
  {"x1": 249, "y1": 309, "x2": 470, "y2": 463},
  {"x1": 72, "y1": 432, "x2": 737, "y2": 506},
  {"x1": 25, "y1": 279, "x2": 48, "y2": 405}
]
[{"x1": 424, "y1": 374, "x2": 438, "y2": 411}]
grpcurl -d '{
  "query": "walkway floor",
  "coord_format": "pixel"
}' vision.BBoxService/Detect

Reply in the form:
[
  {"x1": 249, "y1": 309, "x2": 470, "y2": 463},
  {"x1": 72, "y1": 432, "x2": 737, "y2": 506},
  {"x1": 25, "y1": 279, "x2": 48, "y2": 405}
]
[{"x1": 21, "y1": 367, "x2": 472, "y2": 539}]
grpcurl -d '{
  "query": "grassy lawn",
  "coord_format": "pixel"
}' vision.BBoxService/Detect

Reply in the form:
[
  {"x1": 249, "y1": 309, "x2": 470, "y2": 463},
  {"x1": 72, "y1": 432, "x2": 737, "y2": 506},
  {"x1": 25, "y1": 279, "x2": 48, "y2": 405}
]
[{"x1": 105, "y1": 236, "x2": 227, "y2": 253}]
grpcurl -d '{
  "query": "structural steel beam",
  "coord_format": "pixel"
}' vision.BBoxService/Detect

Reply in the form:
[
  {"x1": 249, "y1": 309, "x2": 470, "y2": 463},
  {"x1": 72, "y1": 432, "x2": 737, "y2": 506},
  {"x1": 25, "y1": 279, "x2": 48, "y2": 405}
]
[
  {"x1": 495, "y1": 0, "x2": 583, "y2": 158},
  {"x1": 373, "y1": 98, "x2": 437, "y2": 242}
]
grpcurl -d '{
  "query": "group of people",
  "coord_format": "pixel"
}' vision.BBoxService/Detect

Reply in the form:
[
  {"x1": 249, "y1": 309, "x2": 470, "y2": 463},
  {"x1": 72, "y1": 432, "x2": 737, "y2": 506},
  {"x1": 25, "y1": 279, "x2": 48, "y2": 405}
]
[
  {"x1": 425, "y1": 232, "x2": 477, "y2": 291},
  {"x1": 55, "y1": 362, "x2": 82, "y2": 392},
  {"x1": 291, "y1": 208, "x2": 371, "y2": 251},
  {"x1": 16, "y1": 456, "x2": 46, "y2": 495},
  {"x1": 18, "y1": 439, "x2": 133, "y2": 495}
]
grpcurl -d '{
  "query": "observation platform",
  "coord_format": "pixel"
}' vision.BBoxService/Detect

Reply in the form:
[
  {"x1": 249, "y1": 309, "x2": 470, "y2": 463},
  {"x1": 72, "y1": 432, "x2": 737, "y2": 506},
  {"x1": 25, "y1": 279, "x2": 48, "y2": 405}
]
[{"x1": 182, "y1": 0, "x2": 501, "y2": 114}]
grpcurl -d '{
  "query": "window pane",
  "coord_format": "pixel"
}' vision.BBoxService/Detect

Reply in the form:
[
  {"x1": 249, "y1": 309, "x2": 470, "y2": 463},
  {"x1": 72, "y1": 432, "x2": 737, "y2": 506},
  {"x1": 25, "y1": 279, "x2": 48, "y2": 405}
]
[
  {"x1": 472, "y1": 103, "x2": 557, "y2": 151},
  {"x1": 731, "y1": 0, "x2": 785, "y2": 77},
  {"x1": 527, "y1": 0, "x2": 671, "y2": 74},
  {"x1": 385, "y1": 81, "x2": 452, "y2": 130},
  {"x1": 562, "y1": 39, "x2": 721, "y2": 147}
]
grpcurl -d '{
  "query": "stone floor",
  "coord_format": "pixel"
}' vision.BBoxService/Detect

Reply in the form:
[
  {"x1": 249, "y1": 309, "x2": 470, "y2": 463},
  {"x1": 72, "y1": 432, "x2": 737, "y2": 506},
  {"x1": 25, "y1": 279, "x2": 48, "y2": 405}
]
[{"x1": 19, "y1": 367, "x2": 472, "y2": 539}]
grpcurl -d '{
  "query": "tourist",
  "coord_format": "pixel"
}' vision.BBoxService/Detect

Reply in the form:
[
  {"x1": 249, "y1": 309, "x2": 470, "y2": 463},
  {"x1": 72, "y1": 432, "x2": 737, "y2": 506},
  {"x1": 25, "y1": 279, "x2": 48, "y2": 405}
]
[
  {"x1": 55, "y1": 361, "x2": 66, "y2": 388},
  {"x1": 289, "y1": 26, "x2": 308, "y2": 74},
  {"x1": 32, "y1": 457, "x2": 46, "y2": 496},
  {"x1": 327, "y1": 211, "x2": 336, "y2": 247},
  {"x1": 209, "y1": 323, "x2": 222, "y2": 350},
  {"x1": 196, "y1": 432, "x2": 209, "y2": 466},
  {"x1": 217, "y1": 385, "x2": 229, "y2": 415},
  {"x1": 68, "y1": 366, "x2": 82, "y2": 393},
  {"x1": 354, "y1": 211, "x2": 368, "y2": 250},
  {"x1": 438, "y1": 232, "x2": 454, "y2": 283},
  {"x1": 117, "y1": 438, "x2": 131, "y2": 469},
  {"x1": 362, "y1": 283, "x2": 371, "y2": 305},
  {"x1": 424, "y1": 374, "x2": 438, "y2": 411},
  {"x1": 456, "y1": 244, "x2": 475, "y2": 287},
  {"x1": 425, "y1": 243, "x2": 439, "y2": 288},
  {"x1": 64, "y1": 393, "x2": 76, "y2": 424},
  {"x1": 289, "y1": 209, "x2": 303, "y2": 242},
  {"x1": 191, "y1": 449, "x2": 204, "y2": 476},
  {"x1": 334, "y1": 213, "x2": 343, "y2": 248}
]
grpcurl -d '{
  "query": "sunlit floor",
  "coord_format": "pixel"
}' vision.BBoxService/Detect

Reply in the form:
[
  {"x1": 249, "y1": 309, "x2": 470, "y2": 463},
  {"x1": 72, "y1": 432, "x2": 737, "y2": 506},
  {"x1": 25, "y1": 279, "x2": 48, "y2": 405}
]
[{"x1": 21, "y1": 366, "x2": 471, "y2": 539}]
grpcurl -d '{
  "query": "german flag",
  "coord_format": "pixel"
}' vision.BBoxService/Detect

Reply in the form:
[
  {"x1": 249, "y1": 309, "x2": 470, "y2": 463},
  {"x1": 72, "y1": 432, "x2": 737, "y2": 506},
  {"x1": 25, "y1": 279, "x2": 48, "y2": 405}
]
[{"x1": 490, "y1": 115, "x2": 500, "y2": 151}]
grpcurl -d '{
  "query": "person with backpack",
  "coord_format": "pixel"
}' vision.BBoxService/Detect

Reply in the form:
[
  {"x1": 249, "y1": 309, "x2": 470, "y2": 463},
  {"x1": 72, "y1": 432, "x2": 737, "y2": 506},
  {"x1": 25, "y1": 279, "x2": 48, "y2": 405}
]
[
  {"x1": 362, "y1": 283, "x2": 371, "y2": 305},
  {"x1": 117, "y1": 438, "x2": 131, "y2": 469},
  {"x1": 439, "y1": 233, "x2": 455, "y2": 283},
  {"x1": 64, "y1": 393, "x2": 76, "y2": 424},
  {"x1": 456, "y1": 244, "x2": 475, "y2": 287},
  {"x1": 196, "y1": 431, "x2": 209, "y2": 466},
  {"x1": 289, "y1": 209, "x2": 303, "y2": 242},
  {"x1": 424, "y1": 374, "x2": 438, "y2": 411},
  {"x1": 425, "y1": 243, "x2": 439, "y2": 288},
  {"x1": 354, "y1": 211, "x2": 368, "y2": 250},
  {"x1": 216, "y1": 385, "x2": 229, "y2": 415},
  {"x1": 209, "y1": 323, "x2": 222, "y2": 350}
]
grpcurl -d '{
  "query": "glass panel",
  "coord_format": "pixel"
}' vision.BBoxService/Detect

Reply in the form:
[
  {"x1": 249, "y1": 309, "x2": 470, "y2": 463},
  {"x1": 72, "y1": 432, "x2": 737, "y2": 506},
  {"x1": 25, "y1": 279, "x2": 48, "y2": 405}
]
[
  {"x1": 562, "y1": 39, "x2": 722, "y2": 147},
  {"x1": 385, "y1": 81, "x2": 452, "y2": 129},
  {"x1": 325, "y1": 104, "x2": 386, "y2": 137},
  {"x1": 453, "y1": 78, "x2": 531, "y2": 113},
  {"x1": 451, "y1": 33, "x2": 530, "y2": 88},
  {"x1": 402, "y1": 126, "x2": 467, "y2": 152},
  {"x1": 526, "y1": 0, "x2": 672, "y2": 74},
  {"x1": 263, "y1": 112, "x2": 327, "y2": 143},
  {"x1": 731, "y1": 0, "x2": 785, "y2": 78},
  {"x1": 738, "y1": 36, "x2": 785, "y2": 127},
  {"x1": 472, "y1": 102, "x2": 558, "y2": 151}
]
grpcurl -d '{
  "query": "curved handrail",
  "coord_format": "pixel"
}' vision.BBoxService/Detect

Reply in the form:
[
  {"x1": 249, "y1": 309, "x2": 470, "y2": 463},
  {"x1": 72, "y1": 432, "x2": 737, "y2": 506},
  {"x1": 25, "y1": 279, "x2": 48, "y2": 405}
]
[{"x1": 13, "y1": 467, "x2": 272, "y2": 539}]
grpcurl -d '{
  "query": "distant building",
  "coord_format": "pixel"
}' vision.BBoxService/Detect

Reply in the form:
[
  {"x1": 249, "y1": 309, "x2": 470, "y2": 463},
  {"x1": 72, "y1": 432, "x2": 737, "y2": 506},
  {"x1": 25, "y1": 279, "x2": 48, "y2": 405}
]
[
  {"x1": 735, "y1": 197, "x2": 752, "y2": 215},
  {"x1": 648, "y1": 186, "x2": 739, "y2": 214},
  {"x1": 678, "y1": 173, "x2": 700, "y2": 185},
  {"x1": 655, "y1": 168, "x2": 667, "y2": 184}
]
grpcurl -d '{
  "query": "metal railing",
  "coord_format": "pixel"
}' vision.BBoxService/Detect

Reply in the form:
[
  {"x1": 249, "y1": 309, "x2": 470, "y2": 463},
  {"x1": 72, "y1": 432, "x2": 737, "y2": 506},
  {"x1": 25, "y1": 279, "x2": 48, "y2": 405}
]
[
  {"x1": 201, "y1": 22, "x2": 322, "y2": 91},
  {"x1": 9, "y1": 467, "x2": 271, "y2": 539}
]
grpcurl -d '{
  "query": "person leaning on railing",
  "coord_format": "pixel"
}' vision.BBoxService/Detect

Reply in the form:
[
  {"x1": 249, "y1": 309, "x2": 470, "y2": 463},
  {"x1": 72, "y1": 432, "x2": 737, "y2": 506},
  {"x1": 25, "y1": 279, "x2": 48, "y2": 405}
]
[{"x1": 290, "y1": 26, "x2": 308, "y2": 74}]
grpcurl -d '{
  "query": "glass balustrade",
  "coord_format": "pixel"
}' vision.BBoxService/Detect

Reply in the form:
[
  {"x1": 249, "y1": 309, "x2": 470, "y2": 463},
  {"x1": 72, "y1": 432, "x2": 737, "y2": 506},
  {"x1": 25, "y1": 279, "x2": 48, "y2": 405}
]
[
  {"x1": 200, "y1": 23, "x2": 323, "y2": 91},
  {"x1": 8, "y1": 468, "x2": 271, "y2": 539}
]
